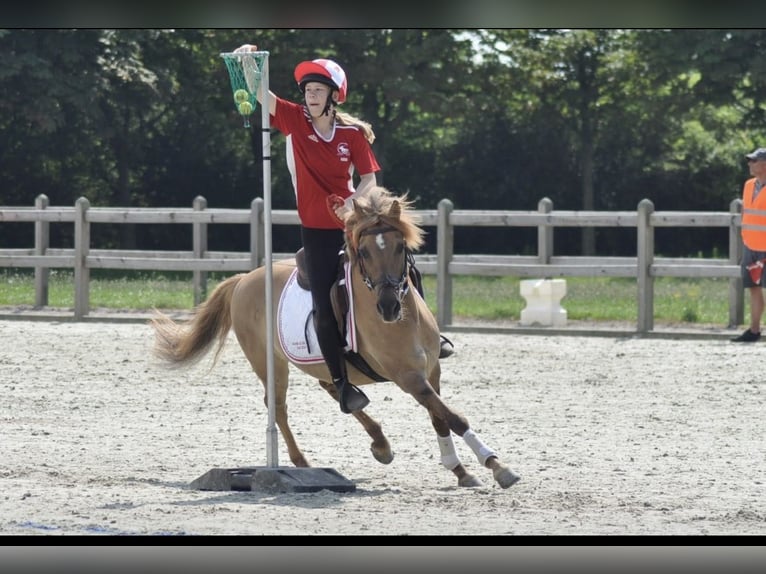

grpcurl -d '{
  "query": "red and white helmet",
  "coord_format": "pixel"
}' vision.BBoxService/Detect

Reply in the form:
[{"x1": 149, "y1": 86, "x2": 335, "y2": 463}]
[{"x1": 294, "y1": 58, "x2": 348, "y2": 104}]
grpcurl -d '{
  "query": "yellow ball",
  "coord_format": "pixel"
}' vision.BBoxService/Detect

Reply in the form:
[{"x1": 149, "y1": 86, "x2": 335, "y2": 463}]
[
  {"x1": 234, "y1": 89, "x2": 249, "y2": 103},
  {"x1": 238, "y1": 101, "x2": 253, "y2": 115}
]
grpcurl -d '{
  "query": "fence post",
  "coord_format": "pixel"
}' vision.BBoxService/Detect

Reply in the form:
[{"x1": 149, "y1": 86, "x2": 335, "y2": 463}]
[
  {"x1": 74, "y1": 197, "x2": 90, "y2": 319},
  {"x1": 34, "y1": 194, "x2": 50, "y2": 308},
  {"x1": 637, "y1": 198, "x2": 654, "y2": 333},
  {"x1": 538, "y1": 197, "x2": 554, "y2": 265},
  {"x1": 251, "y1": 197, "x2": 264, "y2": 269},
  {"x1": 436, "y1": 198, "x2": 454, "y2": 329},
  {"x1": 193, "y1": 196, "x2": 208, "y2": 306},
  {"x1": 729, "y1": 198, "x2": 744, "y2": 328}
]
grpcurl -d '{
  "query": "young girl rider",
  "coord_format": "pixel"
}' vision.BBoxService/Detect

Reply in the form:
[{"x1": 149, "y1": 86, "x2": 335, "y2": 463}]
[{"x1": 233, "y1": 44, "x2": 453, "y2": 413}]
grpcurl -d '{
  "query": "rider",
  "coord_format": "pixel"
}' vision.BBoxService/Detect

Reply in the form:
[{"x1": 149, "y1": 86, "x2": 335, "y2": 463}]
[{"x1": 234, "y1": 44, "x2": 454, "y2": 414}]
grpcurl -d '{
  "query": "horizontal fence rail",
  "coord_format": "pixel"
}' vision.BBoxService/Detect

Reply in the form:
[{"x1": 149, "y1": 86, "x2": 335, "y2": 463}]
[{"x1": 0, "y1": 194, "x2": 747, "y2": 332}]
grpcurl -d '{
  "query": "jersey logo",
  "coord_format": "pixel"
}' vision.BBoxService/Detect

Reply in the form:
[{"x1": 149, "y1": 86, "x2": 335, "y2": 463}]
[{"x1": 337, "y1": 142, "x2": 350, "y2": 161}]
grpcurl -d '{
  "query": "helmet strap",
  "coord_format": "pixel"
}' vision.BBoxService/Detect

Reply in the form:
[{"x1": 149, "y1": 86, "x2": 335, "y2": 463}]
[{"x1": 321, "y1": 92, "x2": 337, "y2": 117}]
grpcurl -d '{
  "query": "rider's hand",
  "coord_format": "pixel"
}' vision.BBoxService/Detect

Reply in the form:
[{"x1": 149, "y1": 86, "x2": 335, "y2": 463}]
[{"x1": 233, "y1": 44, "x2": 258, "y2": 53}]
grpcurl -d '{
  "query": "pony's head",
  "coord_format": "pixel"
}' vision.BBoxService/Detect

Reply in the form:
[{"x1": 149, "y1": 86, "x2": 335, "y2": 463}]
[{"x1": 344, "y1": 186, "x2": 425, "y2": 322}]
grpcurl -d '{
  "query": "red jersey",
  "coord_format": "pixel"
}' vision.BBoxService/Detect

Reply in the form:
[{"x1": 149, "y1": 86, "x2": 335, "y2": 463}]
[{"x1": 271, "y1": 97, "x2": 381, "y2": 229}]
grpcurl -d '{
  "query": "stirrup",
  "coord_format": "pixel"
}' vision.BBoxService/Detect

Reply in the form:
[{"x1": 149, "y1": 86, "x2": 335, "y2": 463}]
[
  {"x1": 334, "y1": 378, "x2": 370, "y2": 413},
  {"x1": 439, "y1": 334, "x2": 455, "y2": 359}
]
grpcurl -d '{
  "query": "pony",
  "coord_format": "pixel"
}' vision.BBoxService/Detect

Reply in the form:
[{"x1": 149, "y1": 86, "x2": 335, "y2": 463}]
[{"x1": 150, "y1": 186, "x2": 520, "y2": 489}]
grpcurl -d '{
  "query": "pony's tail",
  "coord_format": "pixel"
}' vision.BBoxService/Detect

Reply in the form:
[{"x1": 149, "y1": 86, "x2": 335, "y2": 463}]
[{"x1": 150, "y1": 274, "x2": 243, "y2": 369}]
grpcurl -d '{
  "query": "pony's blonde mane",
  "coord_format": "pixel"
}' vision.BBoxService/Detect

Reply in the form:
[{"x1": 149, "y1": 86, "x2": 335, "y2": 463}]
[{"x1": 345, "y1": 186, "x2": 425, "y2": 254}]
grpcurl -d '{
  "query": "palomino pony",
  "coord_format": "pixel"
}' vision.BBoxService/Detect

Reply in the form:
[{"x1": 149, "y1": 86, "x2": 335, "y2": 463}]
[{"x1": 151, "y1": 186, "x2": 520, "y2": 489}]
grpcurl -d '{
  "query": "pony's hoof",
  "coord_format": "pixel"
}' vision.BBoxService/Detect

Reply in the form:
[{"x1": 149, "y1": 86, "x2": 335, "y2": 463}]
[
  {"x1": 371, "y1": 445, "x2": 394, "y2": 465},
  {"x1": 494, "y1": 465, "x2": 521, "y2": 489},
  {"x1": 458, "y1": 474, "x2": 483, "y2": 487}
]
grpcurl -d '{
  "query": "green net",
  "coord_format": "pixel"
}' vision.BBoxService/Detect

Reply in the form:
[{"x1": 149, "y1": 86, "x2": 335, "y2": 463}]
[{"x1": 220, "y1": 51, "x2": 267, "y2": 128}]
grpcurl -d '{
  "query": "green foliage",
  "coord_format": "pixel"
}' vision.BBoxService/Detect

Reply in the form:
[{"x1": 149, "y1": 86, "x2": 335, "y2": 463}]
[{"x1": 1, "y1": 28, "x2": 764, "y2": 258}]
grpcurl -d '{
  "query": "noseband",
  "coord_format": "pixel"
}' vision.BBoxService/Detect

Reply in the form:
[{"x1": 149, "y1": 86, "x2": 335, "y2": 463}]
[{"x1": 355, "y1": 225, "x2": 412, "y2": 300}]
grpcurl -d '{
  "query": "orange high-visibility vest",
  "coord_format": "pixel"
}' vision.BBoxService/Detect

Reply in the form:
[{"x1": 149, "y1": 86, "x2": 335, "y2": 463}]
[{"x1": 742, "y1": 178, "x2": 766, "y2": 250}]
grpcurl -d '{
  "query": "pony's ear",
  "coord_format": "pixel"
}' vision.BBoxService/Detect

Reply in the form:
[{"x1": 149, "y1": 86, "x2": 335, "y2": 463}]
[
  {"x1": 389, "y1": 200, "x2": 401, "y2": 220},
  {"x1": 352, "y1": 198, "x2": 364, "y2": 217}
]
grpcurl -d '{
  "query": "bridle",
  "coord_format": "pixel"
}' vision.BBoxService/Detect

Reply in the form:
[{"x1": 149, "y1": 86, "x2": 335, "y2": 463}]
[{"x1": 355, "y1": 224, "x2": 412, "y2": 300}]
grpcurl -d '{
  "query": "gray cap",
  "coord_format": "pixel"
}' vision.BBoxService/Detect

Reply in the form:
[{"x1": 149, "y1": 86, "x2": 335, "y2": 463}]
[{"x1": 746, "y1": 148, "x2": 766, "y2": 161}]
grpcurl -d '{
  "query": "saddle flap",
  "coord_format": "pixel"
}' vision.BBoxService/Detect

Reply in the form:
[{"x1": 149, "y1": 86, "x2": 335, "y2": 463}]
[
  {"x1": 294, "y1": 247, "x2": 310, "y2": 290},
  {"x1": 330, "y1": 276, "x2": 349, "y2": 340}
]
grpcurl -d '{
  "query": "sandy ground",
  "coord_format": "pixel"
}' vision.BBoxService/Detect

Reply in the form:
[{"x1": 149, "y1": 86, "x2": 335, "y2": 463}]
[{"x1": 1, "y1": 316, "x2": 765, "y2": 537}]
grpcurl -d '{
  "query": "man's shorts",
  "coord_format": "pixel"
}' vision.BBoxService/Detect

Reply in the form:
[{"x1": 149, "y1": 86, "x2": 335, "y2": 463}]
[{"x1": 742, "y1": 245, "x2": 766, "y2": 287}]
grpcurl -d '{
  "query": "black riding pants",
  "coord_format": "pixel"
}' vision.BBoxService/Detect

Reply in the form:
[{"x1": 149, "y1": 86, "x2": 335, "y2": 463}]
[{"x1": 300, "y1": 226, "x2": 346, "y2": 381}]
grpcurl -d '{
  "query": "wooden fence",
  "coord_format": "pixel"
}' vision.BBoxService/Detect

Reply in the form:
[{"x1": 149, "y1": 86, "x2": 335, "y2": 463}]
[{"x1": 0, "y1": 194, "x2": 747, "y2": 332}]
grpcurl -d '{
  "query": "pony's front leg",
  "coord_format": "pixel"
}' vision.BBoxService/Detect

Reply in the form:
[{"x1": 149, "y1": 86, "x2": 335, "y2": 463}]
[
  {"x1": 407, "y1": 370, "x2": 521, "y2": 489},
  {"x1": 437, "y1": 433, "x2": 483, "y2": 487},
  {"x1": 318, "y1": 379, "x2": 394, "y2": 465},
  {"x1": 438, "y1": 427, "x2": 521, "y2": 489},
  {"x1": 461, "y1": 429, "x2": 521, "y2": 489},
  {"x1": 401, "y1": 370, "x2": 484, "y2": 487}
]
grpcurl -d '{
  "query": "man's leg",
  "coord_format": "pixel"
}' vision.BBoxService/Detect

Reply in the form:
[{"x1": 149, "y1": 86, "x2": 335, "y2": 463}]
[
  {"x1": 733, "y1": 287, "x2": 764, "y2": 341},
  {"x1": 733, "y1": 248, "x2": 765, "y2": 342},
  {"x1": 749, "y1": 286, "x2": 764, "y2": 334}
]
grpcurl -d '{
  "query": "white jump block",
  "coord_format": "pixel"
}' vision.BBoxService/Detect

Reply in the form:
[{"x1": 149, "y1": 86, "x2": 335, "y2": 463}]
[{"x1": 520, "y1": 279, "x2": 567, "y2": 327}]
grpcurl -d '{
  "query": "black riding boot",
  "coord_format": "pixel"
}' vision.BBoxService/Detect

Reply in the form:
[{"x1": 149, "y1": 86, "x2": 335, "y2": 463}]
[
  {"x1": 439, "y1": 334, "x2": 455, "y2": 359},
  {"x1": 333, "y1": 360, "x2": 370, "y2": 414}
]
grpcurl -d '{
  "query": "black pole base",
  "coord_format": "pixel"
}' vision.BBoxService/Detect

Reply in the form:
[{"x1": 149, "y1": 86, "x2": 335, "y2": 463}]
[{"x1": 190, "y1": 466, "x2": 356, "y2": 493}]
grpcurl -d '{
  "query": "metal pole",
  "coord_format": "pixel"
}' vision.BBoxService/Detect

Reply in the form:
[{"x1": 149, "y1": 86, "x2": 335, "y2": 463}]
[{"x1": 259, "y1": 53, "x2": 279, "y2": 467}]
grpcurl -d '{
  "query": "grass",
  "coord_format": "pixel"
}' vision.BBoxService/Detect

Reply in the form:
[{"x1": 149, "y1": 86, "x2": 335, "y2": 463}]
[
  {"x1": 444, "y1": 275, "x2": 733, "y2": 325},
  {"x1": 0, "y1": 269, "x2": 738, "y2": 326},
  {"x1": 447, "y1": 276, "x2": 734, "y2": 325}
]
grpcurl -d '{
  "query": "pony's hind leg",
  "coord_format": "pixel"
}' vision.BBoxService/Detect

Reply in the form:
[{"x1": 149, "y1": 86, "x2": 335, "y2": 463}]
[{"x1": 318, "y1": 379, "x2": 394, "y2": 465}]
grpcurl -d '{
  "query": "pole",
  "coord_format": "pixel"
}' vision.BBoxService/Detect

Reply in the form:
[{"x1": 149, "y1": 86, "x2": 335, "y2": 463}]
[{"x1": 259, "y1": 53, "x2": 279, "y2": 467}]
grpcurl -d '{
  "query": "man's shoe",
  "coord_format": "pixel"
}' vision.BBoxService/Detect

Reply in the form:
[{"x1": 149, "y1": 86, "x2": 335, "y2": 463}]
[
  {"x1": 439, "y1": 334, "x2": 455, "y2": 359},
  {"x1": 732, "y1": 329, "x2": 761, "y2": 343}
]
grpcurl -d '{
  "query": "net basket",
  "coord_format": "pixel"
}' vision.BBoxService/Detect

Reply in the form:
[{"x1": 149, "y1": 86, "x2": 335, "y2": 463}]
[{"x1": 220, "y1": 51, "x2": 267, "y2": 127}]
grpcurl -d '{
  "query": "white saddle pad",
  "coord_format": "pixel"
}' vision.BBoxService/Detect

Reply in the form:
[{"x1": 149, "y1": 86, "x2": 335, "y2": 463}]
[{"x1": 277, "y1": 264, "x2": 357, "y2": 365}]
